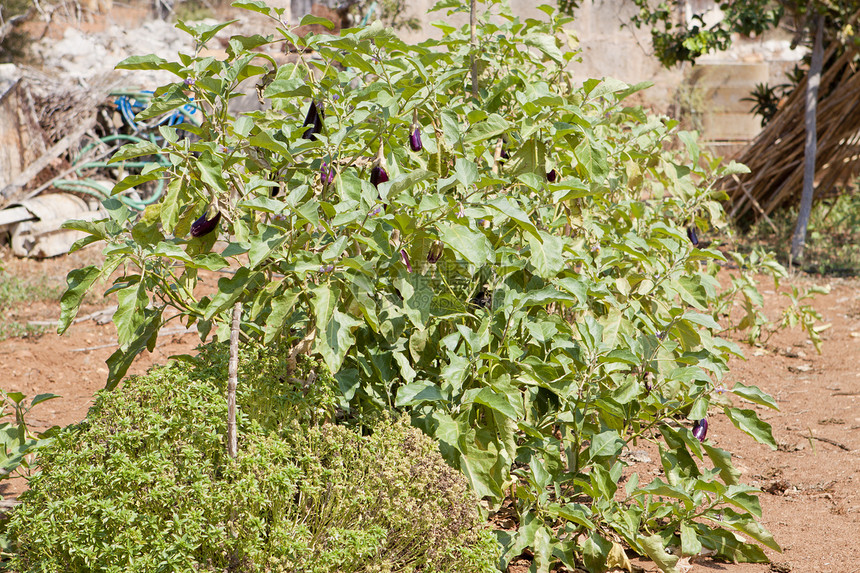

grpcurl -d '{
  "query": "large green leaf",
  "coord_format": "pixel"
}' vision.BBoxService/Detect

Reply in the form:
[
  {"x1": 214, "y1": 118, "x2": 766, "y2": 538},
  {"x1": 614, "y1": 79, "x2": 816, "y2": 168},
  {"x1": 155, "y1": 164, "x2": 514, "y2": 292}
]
[
  {"x1": 315, "y1": 308, "x2": 360, "y2": 373},
  {"x1": 204, "y1": 268, "x2": 259, "y2": 321},
  {"x1": 526, "y1": 230, "x2": 564, "y2": 279},
  {"x1": 438, "y1": 224, "x2": 492, "y2": 266},
  {"x1": 731, "y1": 382, "x2": 779, "y2": 410},
  {"x1": 114, "y1": 279, "x2": 148, "y2": 347},
  {"x1": 58, "y1": 266, "x2": 100, "y2": 334},
  {"x1": 105, "y1": 309, "x2": 162, "y2": 390},
  {"x1": 724, "y1": 407, "x2": 777, "y2": 449},
  {"x1": 395, "y1": 380, "x2": 445, "y2": 407},
  {"x1": 638, "y1": 534, "x2": 680, "y2": 573}
]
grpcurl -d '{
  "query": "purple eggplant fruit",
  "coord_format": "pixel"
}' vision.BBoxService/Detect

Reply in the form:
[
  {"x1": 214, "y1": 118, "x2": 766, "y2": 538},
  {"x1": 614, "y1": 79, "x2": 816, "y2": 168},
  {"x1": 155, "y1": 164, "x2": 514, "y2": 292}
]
[
  {"x1": 546, "y1": 169, "x2": 557, "y2": 183},
  {"x1": 692, "y1": 418, "x2": 708, "y2": 441},
  {"x1": 190, "y1": 210, "x2": 221, "y2": 238},
  {"x1": 470, "y1": 286, "x2": 492, "y2": 310},
  {"x1": 427, "y1": 240, "x2": 443, "y2": 264},
  {"x1": 370, "y1": 165, "x2": 389, "y2": 187},
  {"x1": 320, "y1": 162, "x2": 335, "y2": 185},
  {"x1": 687, "y1": 226, "x2": 700, "y2": 248},
  {"x1": 302, "y1": 101, "x2": 324, "y2": 140},
  {"x1": 400, "y1": 249, "x2": 413, "y2": 273},
  {"x1": 409, "y1": 127, "x2": 423, "y2": 152}
]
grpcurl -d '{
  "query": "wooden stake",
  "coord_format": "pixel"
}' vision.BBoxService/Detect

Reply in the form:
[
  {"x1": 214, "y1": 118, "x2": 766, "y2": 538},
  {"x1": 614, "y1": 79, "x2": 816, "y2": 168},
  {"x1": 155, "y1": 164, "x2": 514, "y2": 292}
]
[{"x1": 227, "y1": 301, "x2": 241, "y2": 459}]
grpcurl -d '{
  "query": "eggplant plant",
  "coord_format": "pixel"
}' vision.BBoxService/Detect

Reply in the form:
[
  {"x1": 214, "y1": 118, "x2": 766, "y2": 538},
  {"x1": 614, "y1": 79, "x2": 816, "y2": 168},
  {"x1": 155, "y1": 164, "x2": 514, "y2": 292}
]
[{"x1": 57, "y1": 0, "x2": 783, "y2": 571}]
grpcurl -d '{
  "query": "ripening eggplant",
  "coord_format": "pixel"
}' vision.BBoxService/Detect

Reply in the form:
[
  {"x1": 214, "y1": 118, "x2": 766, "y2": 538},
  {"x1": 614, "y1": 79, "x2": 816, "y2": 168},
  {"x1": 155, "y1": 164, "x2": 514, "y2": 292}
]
[
  {"x1": 692, "y1": 418, "x2": 708, "y2": 441},
  {"x1": 302, "y1": 101, "x2": 324, "y2": 140},
  {"x1": 409, "y1": 109, "x2": 423, "y2": 152},
  {"x1": 190, "y1": 209, "x2": 221, "y2": 238},
  {"x1": 370, "y1": 165, "x2": 389, "y2": 187},
  {"x1": 320, "y1": 162, "x2": 335, "y2": 185},
  {"x1": 399, "y1": 249, "x2": 413, "y2": 273},
  {"x1": 546, "y1": 169, "x2": 558, "y2": 183},
  {"x1": 409, "y1": 128, "x2": 423, "y2": 152},
  {"x1": 687, "y1": 225, "x2": 700, "y2": 248},
  {"x1": 370, "y1": 139, "x2": 389, "y2": 188},
  {"x1": 427, "y1": 240, "x2": 443, "y2": 264},
  {"x1": 470, "y1": 286, "x2": 492, "y2": 310},
  {"x1": 643, "y1": 371, "x2": 654, "y2": 393}
]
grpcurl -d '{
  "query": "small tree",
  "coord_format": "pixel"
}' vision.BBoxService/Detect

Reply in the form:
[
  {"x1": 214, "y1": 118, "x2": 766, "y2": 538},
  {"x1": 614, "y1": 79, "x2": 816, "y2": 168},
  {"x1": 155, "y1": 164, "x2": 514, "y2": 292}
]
[{"x1": 571, "y1": 0, "x2": 857, "y2": 262}]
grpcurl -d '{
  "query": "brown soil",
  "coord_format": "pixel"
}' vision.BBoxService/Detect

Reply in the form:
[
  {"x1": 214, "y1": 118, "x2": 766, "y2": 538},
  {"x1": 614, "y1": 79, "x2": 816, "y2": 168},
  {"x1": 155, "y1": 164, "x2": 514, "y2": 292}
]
[{"x1": 2, "y1": 245, "x2": 859, "y2": 572}]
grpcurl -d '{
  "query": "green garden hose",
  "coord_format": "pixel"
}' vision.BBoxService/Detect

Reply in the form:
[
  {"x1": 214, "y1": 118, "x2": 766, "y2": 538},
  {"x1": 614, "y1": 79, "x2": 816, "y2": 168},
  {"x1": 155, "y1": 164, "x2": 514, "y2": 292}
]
[{"x1": 53, "y1": 134, "x2": 171, "y2": 211}]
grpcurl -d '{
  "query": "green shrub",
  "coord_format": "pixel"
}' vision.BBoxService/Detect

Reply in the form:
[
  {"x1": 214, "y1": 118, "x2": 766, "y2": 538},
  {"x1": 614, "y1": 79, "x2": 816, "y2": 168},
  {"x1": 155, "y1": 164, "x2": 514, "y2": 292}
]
[
  {"x1": 57, "y1": 0, "x2": 792, "y2": 568},
  {"x1": 6, "y1": 348, "x2": 497, "y2": 573}
]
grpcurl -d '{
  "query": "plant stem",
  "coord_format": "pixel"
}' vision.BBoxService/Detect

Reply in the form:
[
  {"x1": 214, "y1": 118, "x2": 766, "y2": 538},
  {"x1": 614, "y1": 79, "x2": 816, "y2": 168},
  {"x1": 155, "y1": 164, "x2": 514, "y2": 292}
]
[
  {"x1": 470, "y1": 0, "x2": 478, "y2": 99},
  {"x1": 227, "y1": 301, "x2": 241, "y2": 459}
]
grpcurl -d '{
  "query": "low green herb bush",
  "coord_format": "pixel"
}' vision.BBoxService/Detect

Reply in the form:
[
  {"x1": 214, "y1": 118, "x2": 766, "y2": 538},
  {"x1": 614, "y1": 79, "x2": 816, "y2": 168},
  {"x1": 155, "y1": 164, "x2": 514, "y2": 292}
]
[{"x1": 6, "y1": 346, "x2": 497, "y2": 573}]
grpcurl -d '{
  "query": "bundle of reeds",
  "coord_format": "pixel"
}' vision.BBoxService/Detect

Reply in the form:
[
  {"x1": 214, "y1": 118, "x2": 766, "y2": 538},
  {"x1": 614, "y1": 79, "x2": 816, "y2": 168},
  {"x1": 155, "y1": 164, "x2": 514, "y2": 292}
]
[{"x1": 726, "y1": 42, "x2": 860, "y2": 222}]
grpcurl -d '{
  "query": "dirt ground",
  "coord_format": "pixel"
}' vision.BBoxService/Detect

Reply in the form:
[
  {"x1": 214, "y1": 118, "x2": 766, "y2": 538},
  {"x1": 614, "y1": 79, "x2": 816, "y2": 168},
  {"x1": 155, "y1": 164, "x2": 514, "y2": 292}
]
[{"x1": 1, "y1": 245, "x2": 859, "y2": 572}]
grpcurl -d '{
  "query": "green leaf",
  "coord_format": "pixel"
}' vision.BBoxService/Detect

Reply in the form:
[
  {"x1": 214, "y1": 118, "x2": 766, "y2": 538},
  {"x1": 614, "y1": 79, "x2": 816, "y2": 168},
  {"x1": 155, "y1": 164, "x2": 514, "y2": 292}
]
[
  {"x1": 487, "y1": 196, "x2": 538, "y2": 238},
  {"x1": 105, "y1": 309, "x2": 162, "y2": 390},
  {"x1": 454, "y1": 158, "x2": 478, "y2": 187},
  {"x1": 395, "y1": 380, "x2": 445, "y2": 407},
  {"x1": 58, "y1": 266, "x2": 100, "y2": 334},
  {"x1": 465, "y1": 113, "x2": 510, "y2": 145},
  {"x1": 116, "y1": 54, "x2": 181, "y2": 75},
  {"x1": 524, "y1": 33, "x2": 563, "y2": 63},
  {"x1": 438, "y1": 224, "x2": 491, "y2": 266},
  {"x1": 731, "y1": 382, "x2": 779, "y2": 410},
  {"x1": 532, "y1": 525, "x2": 553, "y2": 573},
  {"x1": 231, "y1": 0, "x2": 274, "y2": 16},
  {"x1": 721, "y1": 160, "x2": 751, "y2": 176},
  {"x1": 378, "y1": 169, "x2": 434, "y2": 202},
  {"x1": 30, "y1": 393, "x2": 60, "y2": 408},
  {"x1": 702, "y1": 443, "x2": 740, "y2": 486},
  {"x1": 136, "y1": 84, "x2": 189, "y2": 122},
  {"x1": 198, "y1": 151, "x2": 228, "y2": 192},
  {"x1": 638, "y1": 534, "x2": 680, "y2": 573},
  {"x1": 315, "y1": 308, "x2": 360, "y2": 373},
  {"x1": 263, "y1": 290, "x2": 300, "y2": 344},
  {"x1": 678, "y1": 130, "x2": 700, "y2": 165},
  {"x1": 474, "y1": 386, "x2": 521, "y2": 420},
  {"x1": 588, "y1": 430, "x2": 624, "y2": 461},
  {"x1": 549, "y1": 503, "x2": 595, "y2": 530},
  {"x1": 709, "y1": 508, "x2": 780, "y2": 552},
  {"x1": 456, "y1": 437, "x2": 506, "y2": 501},
  {"x1": 114, "y1": 280, "x2": 148, "y2": 347},
  {"x1": 724, "y1": 407, "x2": 777, "y2": 449},
  {"x1": 109, "y1": 141, "x2": 161, "y2": 163},
  {"x1": 526, "y1": 230, "x2": 564, "y2": 279},
  {"x1": 698, "y1": 526, "x2": 768, "y2": 563},
  {"x1": 204, "y1": 268, "x2": 259, "y2": 321},
  {"x1": 248, "y1": 224, "x2": 287, "y2": 269},
  {"x1": 299, "y1": 13, "x2": 335, "y2": 29},
  {"x1": 680, "y1": 522, "x2": 703, "y2": 558},
  {"x1": 582, "y1": 532, "x2": 612, "y2": 573}
]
